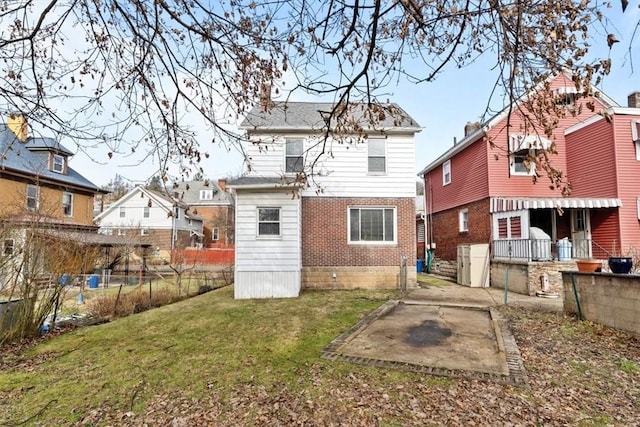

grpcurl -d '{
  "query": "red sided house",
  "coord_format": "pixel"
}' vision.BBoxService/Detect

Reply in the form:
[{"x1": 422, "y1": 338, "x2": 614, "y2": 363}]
[
  {"x1": 419, "y1": 73, "x2": 640, "y2": 293},
  {"x1": 229, "y1": 102, "x2": 421, "y2": 299}
]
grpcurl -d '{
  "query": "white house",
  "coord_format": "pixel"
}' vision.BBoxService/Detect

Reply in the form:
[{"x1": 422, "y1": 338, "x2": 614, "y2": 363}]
[
  {"x1": 94, "y1": 185, "x2": 204, "y2": 253},
  {"x1": 229, "y1": 102, "x2": 421, "y2": 299}
]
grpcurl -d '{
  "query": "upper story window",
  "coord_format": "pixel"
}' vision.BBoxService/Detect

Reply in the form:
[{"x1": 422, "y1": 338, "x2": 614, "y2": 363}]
[
  {"x1": 442, "y1": 160, "x2": 451, "y2": 186},
  {"x1": 349, "y1": 206, "x2": 396, "y2": 244},
  {"x1": 632, "y1": 120, "x2": 640, "y2": 161},
  {"x1": 119, "y1": 207, "x2": 126, "y2": 218},
  {"x1": 509, "y1": 134, "x2": 550, "y2": 176},
  {"x1": 26, "y1": 185, "x2": 39, "y2": 211},
  {"x1": 212, "y1": 228, "x2": 219, "y2": 241},
  {"x1": 143, "y1": 206, "x2": 150, "y2": 218},
  {"x1": 258, "y1": 207, "x2": 280, "y2": 237},
  {"x1": 62, "y1": 192, "x2": 73, "y2": 217},
  {"x1": 52, "y1": 154, "x2": 65, "y2": 174},
  {"x1": 3, "y1": 239, "x2": 14, "y2": 256},
  {"x1": 367, "y1": 137, "x2": 386, "y2": 174},
  {"x1": 553, "y1": 86, "x2": 578, "y2": 108},
  {"x1": 174, "y1": 206, "x2": 181, "y2": 220},
  {"x1": 285, "y1": 138, "x2": 304, "y2": 173},
  {"x1": 510, "y1": 149, "x2": 537, "y2": 175},
  {"x1": 459, "y1": 208, "x2": 469, "y2": 232},
  {"x1": 200, "y1": 189, "x2": 214, "y2": 200}
]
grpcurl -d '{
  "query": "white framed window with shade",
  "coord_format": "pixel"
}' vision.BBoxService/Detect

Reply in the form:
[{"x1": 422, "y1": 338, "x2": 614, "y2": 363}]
[
  {"x1": 348, "y1": 206, "x2": 396, "y2": 244},
  {"x1": 442, "y1": 160, "x2": 451, "y2": 185},
  {"x1": 285, "y1": 138, "x2": 304, "y2": 173},
  {"x1": 367, "y1": 137, "x2": 386, "y2": 174}
]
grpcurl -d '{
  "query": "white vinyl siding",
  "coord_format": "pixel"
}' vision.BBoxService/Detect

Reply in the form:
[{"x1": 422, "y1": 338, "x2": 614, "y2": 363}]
[
  {"x1": 244, "y1": 133, "x2": 416, "y2": 197},
  {"x1": 234, "y1": 191, "x2": 301, "y2": 298},
  {"x1": 95, "y1": 187, "x2": 203, "y2": 241}
]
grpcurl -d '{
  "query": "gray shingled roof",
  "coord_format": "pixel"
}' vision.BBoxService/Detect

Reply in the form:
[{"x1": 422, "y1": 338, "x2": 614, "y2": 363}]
[
  {"x1": 0, "y1": 124, "x2": 103, "y2": 192},
  {"x1": 240, "y1": 102, "x2": 421, "y2": 132}
]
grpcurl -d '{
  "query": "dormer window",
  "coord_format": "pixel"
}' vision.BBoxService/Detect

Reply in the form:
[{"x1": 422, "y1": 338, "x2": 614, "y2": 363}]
[
  {"x1": 553, "y1": 87, "x2": 578, "y2": 108},
  {"x1": 509, "y1": 134, "x2": 551, "y2": 176},
  {"x1": 52, "y1": 154, "x2": 65, "y2": 174},
  {"x1": 200, "y1": 189, "x2": 214, "y2": 200}
]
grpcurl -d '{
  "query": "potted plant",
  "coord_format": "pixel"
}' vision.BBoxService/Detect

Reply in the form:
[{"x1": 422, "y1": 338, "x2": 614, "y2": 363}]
[
  {"x1": 608, "y1": 241, "x2": 634, "y2": 274},
  {"x1": 576, "y1": 259, "x2": 602, "y2": 272}
]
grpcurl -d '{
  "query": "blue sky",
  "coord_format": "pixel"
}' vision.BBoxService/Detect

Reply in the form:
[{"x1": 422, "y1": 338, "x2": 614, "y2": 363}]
[{"x1": 67, "y1": 4, "x2": 640, "y2": 188}]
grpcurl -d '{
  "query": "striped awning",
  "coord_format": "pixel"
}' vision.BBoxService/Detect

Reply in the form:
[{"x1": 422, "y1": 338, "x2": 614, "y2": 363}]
[{"x1": 490, "y1": 197, "x2": 622, "y2": 213}]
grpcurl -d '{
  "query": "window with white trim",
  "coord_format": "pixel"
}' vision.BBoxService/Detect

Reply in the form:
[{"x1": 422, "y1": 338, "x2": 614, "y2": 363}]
[
  {"x1": 212, "y1": 228, "x2": 219, "y2": 241},
  {"x1": 118, "y1": 229, "x2": 126, "y2": 236},
  {"x1": 143, "y1": 206, "x2": 150, "y2": 218},
  {"x1": 200, "y1": 189, "x2": 214, "y2": 200},
  {"x1": 140, "y1": 228, "x2": 149, "y2": 236},
  {"x1": 459, "y1": 209, "x2": 469, "y2": 232},
  {"x1": 553, "y1": 87, "x2": 578, "y2": 108},
  {"x1": 258, "y1": 207, "x2": 280, "y2": 236},
  {"x1": 119, "y1": 207, "x2": 126, "y2": 218},
  {"x1": 442, "y1": 160, "x2": 451, "y2": 185},
  {"x1": 173, "y1": 206, "x2": 181, "y2": 220},
  {"x1": 26, "y1": 185, "x2": 39, "y2": 211},
  {"x1": 632, "y1": 120, "x2": 640, "y2": 161},
  {"x1": 367, "y1": 137, "x2": 386, "y2": 174},
  {"x1": 349, "y1": 207, "x2": 396, "y2": 243},
  {"x1": 52, "y1": 154, "x2": 65, "y2": 173},
  {"x1": 285, "y1": 138, "x2": 304, "y2": 173},
  {"x1": 62, "y1": 192, "x2": 73, "y2": 217},
  {"x1": 510, "y1": 149, "x2": 537, "y2": 175},
  {"x1": 3, "y1": 239, "x2": 14, "y2": 256}
]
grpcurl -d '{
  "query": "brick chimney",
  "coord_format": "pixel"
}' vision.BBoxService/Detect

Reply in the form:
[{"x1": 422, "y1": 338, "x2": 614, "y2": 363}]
[
  {"x1": 628, "y1": 92, "x2": 640, "y2": 108},
  {"x1": 7, "y1": 114, "x2": 27, "y2": 141},
  {"x1": 218, "y1": 179, "x2": 227, "y2": 192}
]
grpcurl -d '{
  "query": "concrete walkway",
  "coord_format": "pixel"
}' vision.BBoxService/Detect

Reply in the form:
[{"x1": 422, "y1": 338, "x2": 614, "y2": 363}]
[{"x1": 406, "y1": 274, "x2": 564, "y2": 313}]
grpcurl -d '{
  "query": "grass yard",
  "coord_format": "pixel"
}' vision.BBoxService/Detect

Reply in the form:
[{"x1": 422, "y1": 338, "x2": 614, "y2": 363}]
[
  {"x1": 0, "y1": 287, "x2": 399, "y2": 425},
  {"x1": 1, "y1": 285, "x2": 639, "y2": 426}
]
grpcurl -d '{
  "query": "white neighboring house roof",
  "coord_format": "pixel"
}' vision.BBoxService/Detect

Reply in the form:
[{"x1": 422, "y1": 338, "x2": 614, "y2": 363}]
[
  {"x1": 418, "y1": 71, "x2": 619, "y2": 177},
  {"x1": 94, "y1": 185, "x2": 204, "y2": 223}
]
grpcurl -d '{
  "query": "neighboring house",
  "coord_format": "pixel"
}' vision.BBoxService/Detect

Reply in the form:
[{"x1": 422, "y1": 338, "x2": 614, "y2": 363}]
[
  {"x1": 0, "y1": 115, "x2": 108, "y2": 285},
  {"x1": 419, "y1": 73, "x2": 640, "y2": 292},
  {"x1": 171, "y1": 179, "x2": 235, "y2": 247},
  {"x1": 229, "y1": 102, "x2": 421, "y2": 299},
  {"x1": 0, "y1": 115, "x2": 104, "y2": 230},
  {"x1": 94, "y1": 185, "x2": 204, "y2": 254}
]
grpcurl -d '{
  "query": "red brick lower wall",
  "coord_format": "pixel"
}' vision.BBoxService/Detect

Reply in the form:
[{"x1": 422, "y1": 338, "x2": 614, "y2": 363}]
[
  {"x1": 301, "y1": 197, "x2": 416, "y2": 290},
  {"x1": 302, "y1": 197, "x2": 416, "y2": 266},
  {"x1": 431, "y1": 198, "x2": 491, "y2": 261}
]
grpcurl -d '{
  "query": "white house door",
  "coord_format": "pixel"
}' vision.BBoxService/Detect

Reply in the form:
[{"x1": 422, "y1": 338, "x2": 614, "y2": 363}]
[{"x1": 571, "y1": 209, "x2": 592, "y2": 259}]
